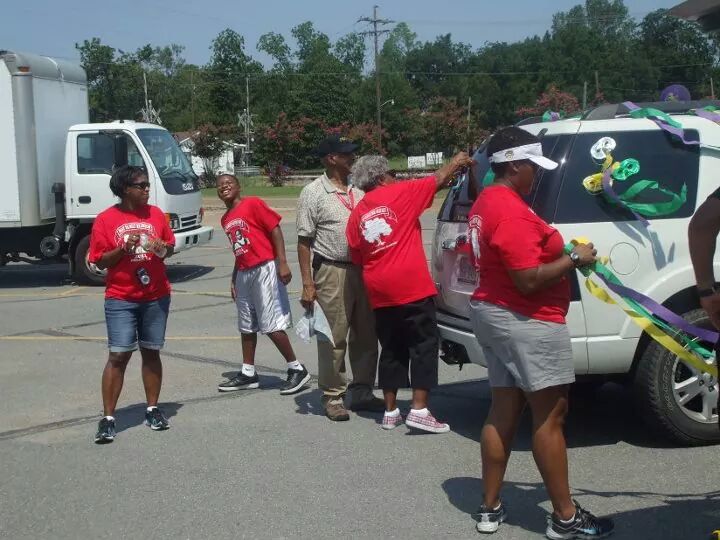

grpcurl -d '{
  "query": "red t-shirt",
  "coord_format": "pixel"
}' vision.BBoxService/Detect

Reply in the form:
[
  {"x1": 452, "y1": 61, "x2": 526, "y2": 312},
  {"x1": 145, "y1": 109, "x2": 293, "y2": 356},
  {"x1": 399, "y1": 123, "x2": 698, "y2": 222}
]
[
  {"x1": 468, "y1": 185, "x2": 570, "y2": 323},
  {"x1": 88, "y1": 204, "x2": 175, "y2": 302},
  {"x1": 220, "y1": 197, "x2": 281, "y2": 270},
  {"x1": 346, "y1": 177, "x2": 438, "y2": 309}
]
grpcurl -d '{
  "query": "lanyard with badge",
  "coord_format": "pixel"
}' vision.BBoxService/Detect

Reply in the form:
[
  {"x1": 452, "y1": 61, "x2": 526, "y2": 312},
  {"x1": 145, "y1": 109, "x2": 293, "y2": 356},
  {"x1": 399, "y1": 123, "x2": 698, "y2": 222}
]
[{"x1": 335, "y1": 187, "x2": 355, "y2": 212}]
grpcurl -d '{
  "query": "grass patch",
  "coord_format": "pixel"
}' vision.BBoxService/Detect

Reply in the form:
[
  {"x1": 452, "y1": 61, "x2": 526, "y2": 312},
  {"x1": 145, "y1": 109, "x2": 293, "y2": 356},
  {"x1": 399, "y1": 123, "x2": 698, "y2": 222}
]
[{"x1": 202, "y1": 183, "x2": 304, "y2": 198}]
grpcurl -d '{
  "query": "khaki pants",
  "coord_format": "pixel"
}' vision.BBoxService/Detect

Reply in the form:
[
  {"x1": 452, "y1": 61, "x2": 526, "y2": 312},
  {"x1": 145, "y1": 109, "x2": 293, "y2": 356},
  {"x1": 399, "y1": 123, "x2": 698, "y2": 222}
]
[{"x1": 314, "y1": 262, "x2": 378, "y2": 400}]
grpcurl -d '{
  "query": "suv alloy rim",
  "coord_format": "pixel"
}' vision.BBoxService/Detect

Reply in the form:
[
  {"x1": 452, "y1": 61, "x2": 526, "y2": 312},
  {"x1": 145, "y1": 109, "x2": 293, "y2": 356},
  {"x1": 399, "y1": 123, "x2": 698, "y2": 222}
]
[{"x1": 672, "y1": 355, "x2": 718, "y2": 425}]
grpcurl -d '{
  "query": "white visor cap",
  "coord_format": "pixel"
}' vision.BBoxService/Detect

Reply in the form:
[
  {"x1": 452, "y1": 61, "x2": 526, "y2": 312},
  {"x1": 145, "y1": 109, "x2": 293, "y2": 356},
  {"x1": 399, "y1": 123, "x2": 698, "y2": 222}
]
[{"x1": 489, "y1": 142, "x2": 558, "y2": 170}]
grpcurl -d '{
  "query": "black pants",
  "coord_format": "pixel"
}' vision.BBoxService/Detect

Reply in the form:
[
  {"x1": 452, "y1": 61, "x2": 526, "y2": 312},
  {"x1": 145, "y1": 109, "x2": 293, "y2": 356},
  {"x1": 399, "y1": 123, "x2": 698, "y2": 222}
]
[{"x1": 374, "y1": 297, "x2": 439, "y2": 390}]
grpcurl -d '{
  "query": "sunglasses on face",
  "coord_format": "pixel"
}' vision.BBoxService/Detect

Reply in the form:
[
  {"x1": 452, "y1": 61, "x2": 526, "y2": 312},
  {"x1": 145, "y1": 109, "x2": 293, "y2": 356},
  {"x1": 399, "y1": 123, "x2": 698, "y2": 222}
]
[{"x1": 128, "y1": 182, "x2": 151, "y2": 190}]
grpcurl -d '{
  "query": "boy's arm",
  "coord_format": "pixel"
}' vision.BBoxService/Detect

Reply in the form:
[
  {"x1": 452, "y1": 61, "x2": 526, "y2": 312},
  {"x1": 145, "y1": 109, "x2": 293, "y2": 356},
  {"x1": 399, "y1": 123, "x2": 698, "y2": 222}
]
[{"x1": 270, "y1": 225, "x2": 292, "y2": 285}]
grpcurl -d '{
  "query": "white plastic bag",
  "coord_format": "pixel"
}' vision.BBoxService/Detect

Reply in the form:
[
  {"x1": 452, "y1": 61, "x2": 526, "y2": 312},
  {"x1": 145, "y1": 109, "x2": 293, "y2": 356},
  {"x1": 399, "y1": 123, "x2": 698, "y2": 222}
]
[{"x1": 295, "y1": 301, "x2": 335, "y2": 346}]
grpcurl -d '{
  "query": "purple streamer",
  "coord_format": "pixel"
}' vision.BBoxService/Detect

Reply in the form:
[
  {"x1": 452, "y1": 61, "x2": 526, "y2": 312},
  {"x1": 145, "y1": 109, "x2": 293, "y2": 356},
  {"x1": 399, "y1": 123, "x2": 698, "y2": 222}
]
[
  {"x1": 692, "y1": 107, "x2": 720, "y2": 124},
  {"x1": 623, "y1": 101, "x2": 700, "y2": 146},
  {"x1": 594, "y1": 272, "x2": 720, "y2": 344},
  {"x1": 601, "y1": 166, "x2": 649, "y2": 226}
]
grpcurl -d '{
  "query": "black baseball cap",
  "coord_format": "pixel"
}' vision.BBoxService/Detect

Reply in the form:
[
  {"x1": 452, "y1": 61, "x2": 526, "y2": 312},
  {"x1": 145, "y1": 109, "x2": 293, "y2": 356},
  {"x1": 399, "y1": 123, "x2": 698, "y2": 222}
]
[{"x1": 314, "y1": 135, "x2": 359, "y2": 157}]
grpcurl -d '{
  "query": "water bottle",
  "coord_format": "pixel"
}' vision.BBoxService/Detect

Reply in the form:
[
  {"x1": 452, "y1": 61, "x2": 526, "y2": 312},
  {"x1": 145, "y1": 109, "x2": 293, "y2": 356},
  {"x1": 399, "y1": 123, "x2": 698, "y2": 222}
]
[{"x1": 136, "y1": 267, "x2": 151, "y2": 287}]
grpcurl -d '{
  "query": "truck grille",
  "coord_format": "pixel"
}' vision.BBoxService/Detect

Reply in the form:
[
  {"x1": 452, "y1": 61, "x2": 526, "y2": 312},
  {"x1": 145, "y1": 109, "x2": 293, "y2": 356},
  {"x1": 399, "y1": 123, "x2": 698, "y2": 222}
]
[{"x1": 179, "y1": 214, "x2": 198, "y2": 231}]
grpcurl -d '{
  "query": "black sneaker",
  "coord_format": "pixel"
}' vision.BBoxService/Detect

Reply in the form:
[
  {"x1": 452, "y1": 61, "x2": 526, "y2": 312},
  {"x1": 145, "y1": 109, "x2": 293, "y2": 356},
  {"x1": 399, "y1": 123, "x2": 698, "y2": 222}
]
[
  {"x1": 474, "y1": 501, "x2": 507, "y2": 534},
  {"x1": 280, "y1": 365, "x2": 311, "y2": 395},
  {"x1": 546, "y1": 501, "x2": 614, "y2": 539},
  {"x1": 218, "y1": 372, "x2": 260, "y2": 392},
  {"x1": 94, "y1": 417, "x2": 116, "y2": 444},
  {"x1": 144, "y1": 408, "x2": 170, "y2": 431}
]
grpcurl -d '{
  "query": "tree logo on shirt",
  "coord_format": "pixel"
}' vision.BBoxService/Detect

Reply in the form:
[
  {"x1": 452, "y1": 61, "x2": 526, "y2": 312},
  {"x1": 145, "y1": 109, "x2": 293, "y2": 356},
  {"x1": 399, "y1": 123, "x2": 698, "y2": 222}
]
[
  {"x1": 224, "y1": 218, "x2": 251, "y2": 256},
  {"x1": 468, "y1": 215, "x2": 482, "y2": 261},
  {"x1": 114, "y1": 222, "x2": 156, "y2": 262},
  {"x1": 360, "y1": 206, "x2": 398, "y2": 254}
]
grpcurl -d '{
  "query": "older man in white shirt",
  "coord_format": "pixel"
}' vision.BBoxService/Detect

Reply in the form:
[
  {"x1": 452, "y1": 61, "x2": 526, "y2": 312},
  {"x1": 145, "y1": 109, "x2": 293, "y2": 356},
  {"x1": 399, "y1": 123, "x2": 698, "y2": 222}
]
[{"x1": 296, "y1": 135, "x2": 383, "y2": 421}]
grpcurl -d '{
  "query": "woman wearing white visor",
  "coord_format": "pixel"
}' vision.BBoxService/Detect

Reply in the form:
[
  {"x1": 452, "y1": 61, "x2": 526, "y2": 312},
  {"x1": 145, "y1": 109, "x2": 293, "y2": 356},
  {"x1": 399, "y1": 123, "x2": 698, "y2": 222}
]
[{"x1": 467, "y1": 127, "x2": 614, "y2": 538}]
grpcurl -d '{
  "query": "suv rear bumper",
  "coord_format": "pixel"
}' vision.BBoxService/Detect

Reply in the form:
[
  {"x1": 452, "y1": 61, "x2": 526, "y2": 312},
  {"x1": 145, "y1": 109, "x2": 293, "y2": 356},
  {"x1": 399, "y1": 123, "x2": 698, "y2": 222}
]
[
  {"x1": 173, "y1": 226, "x2": 214, "y2": 252},
  {"x1": 437, "y1": 310, "x2": 486, "y2": 367}
]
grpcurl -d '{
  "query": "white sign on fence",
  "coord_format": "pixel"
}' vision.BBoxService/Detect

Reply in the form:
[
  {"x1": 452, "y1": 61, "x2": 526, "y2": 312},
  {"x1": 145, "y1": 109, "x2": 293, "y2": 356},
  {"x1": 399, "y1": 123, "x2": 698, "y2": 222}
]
[
  {"x1": 425, "y1": 152, "x2": 443, "y2": 166},
  {"x1": 407, "y1": 156, "x2": 426, "y2": 169}
]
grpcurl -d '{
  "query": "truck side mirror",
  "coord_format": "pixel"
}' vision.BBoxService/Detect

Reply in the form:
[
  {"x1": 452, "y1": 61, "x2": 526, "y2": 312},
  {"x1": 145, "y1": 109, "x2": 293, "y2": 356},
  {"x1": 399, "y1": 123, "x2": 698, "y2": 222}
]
[{"x1": 113, "y1": 136, "x2": 128, "y2": 168}]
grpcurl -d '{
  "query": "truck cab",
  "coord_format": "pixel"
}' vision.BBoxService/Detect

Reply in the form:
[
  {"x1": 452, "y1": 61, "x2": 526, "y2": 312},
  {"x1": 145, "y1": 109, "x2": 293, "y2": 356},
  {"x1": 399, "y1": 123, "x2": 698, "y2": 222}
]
[
  {"x1": 0, "y1": 50, "x2": 213, "y2": 284},
  {"x1": 66, "y1": 121, "x2": 213, "y2": 283}
]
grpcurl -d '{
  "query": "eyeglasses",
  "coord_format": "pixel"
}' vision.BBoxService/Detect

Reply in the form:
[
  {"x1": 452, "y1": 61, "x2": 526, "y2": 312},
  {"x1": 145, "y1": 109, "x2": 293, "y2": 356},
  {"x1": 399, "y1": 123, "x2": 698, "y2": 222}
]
[{"x1": 128, "y1": 182, "x2": 151, "y2": 190}]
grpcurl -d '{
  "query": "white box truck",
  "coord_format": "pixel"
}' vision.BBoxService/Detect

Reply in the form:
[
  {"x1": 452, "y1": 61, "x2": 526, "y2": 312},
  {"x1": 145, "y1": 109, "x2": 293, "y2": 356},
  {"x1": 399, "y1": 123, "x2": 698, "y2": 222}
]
[{"x1": 0, "y1": 50, "x2": 214, "y2": 284}]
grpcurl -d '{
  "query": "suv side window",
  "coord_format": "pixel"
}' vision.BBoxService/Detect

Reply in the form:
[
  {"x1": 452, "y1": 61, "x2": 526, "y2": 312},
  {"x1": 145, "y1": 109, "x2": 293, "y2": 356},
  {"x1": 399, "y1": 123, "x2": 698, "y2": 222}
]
[{"x1": 553, "y1": 130, "x2": 699, "y2": 224}]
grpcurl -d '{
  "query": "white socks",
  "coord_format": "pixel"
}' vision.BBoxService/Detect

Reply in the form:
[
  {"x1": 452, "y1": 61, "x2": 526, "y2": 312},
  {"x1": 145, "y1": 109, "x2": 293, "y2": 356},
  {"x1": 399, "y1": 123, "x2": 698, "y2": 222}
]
[
  {"x1": 384, "y1": 408, "x2": 400, "y2": 417},
  {"x1": 287, "y1": 360, "x2": 302, "y2": 371},
  {"x1": 410, "y1": 407, "x2": 429, "y2": 416},
  {"x1": 146, "y1": 406, "x2": 157, "y2": 413},
  {"x1": 104, "y1": 415, "x2": 115, "y2": 421},
  {"x1": 241, "y1": 363, "x2": 256, "y2": 376}
]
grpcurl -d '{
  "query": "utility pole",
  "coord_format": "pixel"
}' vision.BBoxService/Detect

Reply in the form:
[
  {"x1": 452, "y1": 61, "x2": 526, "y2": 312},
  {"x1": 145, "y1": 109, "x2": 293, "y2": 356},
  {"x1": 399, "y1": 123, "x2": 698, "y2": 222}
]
[
  {"x1": 583, "y1": 81, "x2": 588, "y2": 109},
  {"x1": 466, "y1": 96, "x2": 472, "y2": 144},
  {"x1": 594, "y1": 70, "x2": 600, "y2": 97},
  {"x1": 190, "y1": 70, "x2": 196, "y2": 129},
  {"x1": 359, "y1": 6, "x2": 394, "y2": 151},
  {"x1": 237, "y1": 76, "x2": 254, "y2": 167}
]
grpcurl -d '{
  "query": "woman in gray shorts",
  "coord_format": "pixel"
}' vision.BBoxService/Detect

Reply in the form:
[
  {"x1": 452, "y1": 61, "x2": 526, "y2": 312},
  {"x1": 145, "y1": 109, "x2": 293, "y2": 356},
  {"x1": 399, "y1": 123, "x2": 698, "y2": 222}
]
[{"x1": 467, "y1": 127, "x2": 614, "y2": 539}]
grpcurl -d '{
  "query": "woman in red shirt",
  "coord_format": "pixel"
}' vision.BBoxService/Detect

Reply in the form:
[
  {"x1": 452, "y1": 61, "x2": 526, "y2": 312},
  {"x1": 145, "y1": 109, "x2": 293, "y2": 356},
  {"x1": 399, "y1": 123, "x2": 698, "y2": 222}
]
[
  {"x1": 347, "y1": 152, "x2": 472, "y2": 433},
  {"x1": 88, "y1": 165, "x2": 176, "y2": 444},
  {"x1": 467, "y1": 127, "x2": 613, "y2": 538}
]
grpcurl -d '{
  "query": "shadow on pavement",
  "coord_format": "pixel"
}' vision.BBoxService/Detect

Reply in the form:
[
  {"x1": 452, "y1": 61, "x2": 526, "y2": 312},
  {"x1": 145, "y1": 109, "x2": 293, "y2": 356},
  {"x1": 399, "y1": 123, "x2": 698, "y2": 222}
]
[
  {"x1": 0, "y1": 263, "x2": 215, "y2": 288},
  {"x1": 442, "y1": 476, "x2": 720, "y2": 539},
  {"x1": 112, "y1": 401, "x2": 184, "y2": 434},
  {"x1": 294, "y1": 388, "x2": 326, "y2": 417},
  {"x1": 429, "y1": 378, "x2": 683, "y2": 450}
]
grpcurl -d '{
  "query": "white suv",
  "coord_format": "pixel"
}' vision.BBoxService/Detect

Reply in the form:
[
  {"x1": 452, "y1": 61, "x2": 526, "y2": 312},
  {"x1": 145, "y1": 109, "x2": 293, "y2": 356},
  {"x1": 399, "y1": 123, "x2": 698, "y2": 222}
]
[{"x1": 432, "y1": 100, "x2": 719, "y2": 445}]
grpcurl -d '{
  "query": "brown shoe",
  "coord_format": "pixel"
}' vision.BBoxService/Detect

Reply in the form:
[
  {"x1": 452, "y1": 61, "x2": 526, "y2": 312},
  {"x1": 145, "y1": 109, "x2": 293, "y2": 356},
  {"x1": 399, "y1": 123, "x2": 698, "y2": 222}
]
[
  {"x1": 324, "y1": 399, "x2": 350, "y2": 421},
  {"x1": 348, "y1": 395, "x2": 386, "y2": 413}
]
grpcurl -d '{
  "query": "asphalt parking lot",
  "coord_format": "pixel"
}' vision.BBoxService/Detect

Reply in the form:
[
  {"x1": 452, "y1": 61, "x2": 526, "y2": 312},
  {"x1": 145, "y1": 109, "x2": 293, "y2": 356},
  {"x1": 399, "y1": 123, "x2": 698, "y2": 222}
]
[{"x1": 0, "y1": 200, "x2": 718, "y2": 539}]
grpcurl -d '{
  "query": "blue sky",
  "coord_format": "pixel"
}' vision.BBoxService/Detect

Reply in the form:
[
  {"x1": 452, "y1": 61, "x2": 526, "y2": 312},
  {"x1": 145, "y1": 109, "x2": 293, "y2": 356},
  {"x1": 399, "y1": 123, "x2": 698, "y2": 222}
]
[{"x1": 3, "y1": 0, "x2": 679, "y2": 66}]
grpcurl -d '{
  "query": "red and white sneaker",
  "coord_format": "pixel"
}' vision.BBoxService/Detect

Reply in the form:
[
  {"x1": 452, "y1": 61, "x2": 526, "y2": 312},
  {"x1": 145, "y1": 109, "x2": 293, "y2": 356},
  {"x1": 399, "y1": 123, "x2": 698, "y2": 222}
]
[
  {"x1": 381, "y1": 412, "x2": 404, "y2": 430},
  {"x1": 405, "y1": 409, "x2": 450, "y2": 433}
]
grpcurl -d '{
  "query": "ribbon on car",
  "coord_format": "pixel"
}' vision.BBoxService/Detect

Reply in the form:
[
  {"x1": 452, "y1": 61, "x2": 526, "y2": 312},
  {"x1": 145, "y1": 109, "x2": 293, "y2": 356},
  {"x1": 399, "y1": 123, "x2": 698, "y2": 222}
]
[
  {"x1": 566, "y1": 237, "x2": 718, "y2": 378},
  {"x1": 623, "y1": 101, "x2": 700, "y2": 146},
  {"x1": 583, "y1": 132, "x2": 687, "y2": 224}
]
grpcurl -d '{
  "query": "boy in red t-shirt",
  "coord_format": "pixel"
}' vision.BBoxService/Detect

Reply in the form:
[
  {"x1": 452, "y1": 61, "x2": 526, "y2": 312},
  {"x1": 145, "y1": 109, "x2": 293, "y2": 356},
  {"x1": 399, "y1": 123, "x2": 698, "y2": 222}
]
[
  {"x1": 215, "y1": 174, "x2": 310, "y2": 395},
  {"x1": 347, "y1": 153, "x2": 472, "y2": 433}
]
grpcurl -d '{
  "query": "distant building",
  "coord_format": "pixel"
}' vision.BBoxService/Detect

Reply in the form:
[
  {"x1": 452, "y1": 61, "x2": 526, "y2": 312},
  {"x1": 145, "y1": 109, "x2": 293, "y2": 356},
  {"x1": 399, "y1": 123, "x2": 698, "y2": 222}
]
[
  {"x1": 670, "y1": 0, "x2": 720, "y2": 31},
  {"x1": 174, "y1": 131, "x2": 246, "y2": 177}
]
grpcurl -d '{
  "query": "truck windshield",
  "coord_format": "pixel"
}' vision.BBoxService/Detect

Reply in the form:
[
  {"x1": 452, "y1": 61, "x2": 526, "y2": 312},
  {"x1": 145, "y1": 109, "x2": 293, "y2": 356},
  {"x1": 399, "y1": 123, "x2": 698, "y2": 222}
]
[{"x1": 137, "y1": 129, "x2": 199, "y2": 194}]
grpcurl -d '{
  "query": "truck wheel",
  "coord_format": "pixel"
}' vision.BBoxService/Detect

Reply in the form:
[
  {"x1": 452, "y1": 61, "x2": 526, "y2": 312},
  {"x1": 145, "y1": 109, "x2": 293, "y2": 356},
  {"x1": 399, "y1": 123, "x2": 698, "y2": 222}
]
[
  {"x1": 73, "y1": 235, "x2": 106, "y2": 286},
  {"x1": 634, "y1": 308, "x2": 719, "y2": 446}
]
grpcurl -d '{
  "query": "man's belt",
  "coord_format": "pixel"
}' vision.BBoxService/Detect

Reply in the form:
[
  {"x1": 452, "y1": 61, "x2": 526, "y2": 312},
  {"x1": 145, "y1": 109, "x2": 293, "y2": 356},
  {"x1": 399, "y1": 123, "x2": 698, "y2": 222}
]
[{"x1": 312, "y1": 254, "x2": 353, "y2": 271}]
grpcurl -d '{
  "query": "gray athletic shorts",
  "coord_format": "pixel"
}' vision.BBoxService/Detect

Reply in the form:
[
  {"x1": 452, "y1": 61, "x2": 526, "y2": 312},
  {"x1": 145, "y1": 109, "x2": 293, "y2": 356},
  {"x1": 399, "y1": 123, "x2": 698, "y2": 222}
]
[
  {"x1": 235, "y1": 260, "x2": 292, "y2": 334},
  {"x1": 469, "y1": 300, "x2": 575, "y2": 392}
]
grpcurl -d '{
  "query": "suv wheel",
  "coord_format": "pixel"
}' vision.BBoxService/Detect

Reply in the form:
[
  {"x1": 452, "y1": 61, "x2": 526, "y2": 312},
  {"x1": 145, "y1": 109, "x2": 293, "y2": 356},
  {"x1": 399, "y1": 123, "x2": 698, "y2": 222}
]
[{"x1": 634, "y1": 308, "x2": 719, "y2": 446}]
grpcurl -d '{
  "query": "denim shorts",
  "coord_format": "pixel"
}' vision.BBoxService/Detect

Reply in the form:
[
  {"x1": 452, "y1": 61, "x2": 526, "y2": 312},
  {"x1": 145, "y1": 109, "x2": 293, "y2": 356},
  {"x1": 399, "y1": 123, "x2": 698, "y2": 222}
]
[{"x1": 104, "y1": 295, "x2": 171, "y2": 353}]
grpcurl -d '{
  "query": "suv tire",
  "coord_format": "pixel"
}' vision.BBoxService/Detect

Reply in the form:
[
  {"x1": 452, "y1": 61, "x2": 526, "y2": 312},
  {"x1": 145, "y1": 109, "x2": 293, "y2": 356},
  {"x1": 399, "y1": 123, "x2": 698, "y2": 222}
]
[
  {"x1": 73, "y1": 235, "x2": 106, "y2": 286},
  {"x1": 634, "y1": 308, "x2": 719, "y2": 446}
]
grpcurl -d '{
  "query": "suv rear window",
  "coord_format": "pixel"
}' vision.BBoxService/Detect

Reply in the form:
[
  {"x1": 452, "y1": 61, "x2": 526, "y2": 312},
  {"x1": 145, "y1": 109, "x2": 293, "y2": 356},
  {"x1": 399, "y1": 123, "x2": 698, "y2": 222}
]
[
  {"x1": 438, "y1": 133, "x2": 572, "y2": 223},
  {"x1": 553, "y1": 130, "x2": 699, "y2": 224}
]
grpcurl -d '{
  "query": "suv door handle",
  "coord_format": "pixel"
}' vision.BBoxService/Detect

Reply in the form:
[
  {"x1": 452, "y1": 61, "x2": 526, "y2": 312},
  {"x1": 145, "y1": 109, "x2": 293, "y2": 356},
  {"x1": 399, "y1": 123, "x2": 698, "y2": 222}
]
[
  {"x1": 442, "y1": 234, "x2": 467, "y2": 251},
  {"x1": 78, "y1": 196, "x2": 91, "y2": 204}
]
